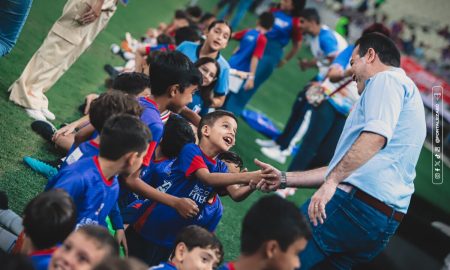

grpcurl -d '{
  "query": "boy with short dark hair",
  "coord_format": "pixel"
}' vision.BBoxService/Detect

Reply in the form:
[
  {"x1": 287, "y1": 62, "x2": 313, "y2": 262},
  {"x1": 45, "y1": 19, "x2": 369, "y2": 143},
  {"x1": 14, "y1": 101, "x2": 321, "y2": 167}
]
[
  {"x1": 150, "y1": 225, "x2": 224, "y2": 270},
  {"x1": 219, "y1": 195, "x2": 311, "y2": 270},
  {"x1": 17, "y1": 190, "x2": 76, "y2": 270},
  {"x1": 127, "y1": 110, "x2": 263, "y2": 266},
  {"x1": 177, "y1": 21, "x2": 232, "y2": 108},
  {"x1": 46, "y1": 114, "x2": 152, "y2": 229},
  {"x1": 48, "y1": 225, "x2": 120, "y2": 270}
]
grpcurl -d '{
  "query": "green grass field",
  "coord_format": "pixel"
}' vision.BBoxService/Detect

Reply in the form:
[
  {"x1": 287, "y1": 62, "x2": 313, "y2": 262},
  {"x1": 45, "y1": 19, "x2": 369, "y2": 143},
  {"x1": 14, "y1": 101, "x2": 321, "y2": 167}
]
[{"x1": 0, "y1": 0, "x2": 449, "y2": 261}]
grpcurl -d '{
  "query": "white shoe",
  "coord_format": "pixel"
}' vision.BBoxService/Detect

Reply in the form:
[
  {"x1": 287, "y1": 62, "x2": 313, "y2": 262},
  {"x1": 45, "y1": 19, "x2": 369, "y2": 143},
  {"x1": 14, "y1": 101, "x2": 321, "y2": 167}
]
[
  {"x1": 25, "y1": 109, "x2": 46, "y2": 121},
  {"x1": 41, "y1": 108, "x2": 55, "y2": 120},
  {"x1": 255, "y1": 138, "x2": 277, "y2": 147},
  {"x1": 110, "y1": 43, "x2": 120, "y2": 54},
  {"x1": 260, "y1": 146, "x2": 290, "y2": 164}
]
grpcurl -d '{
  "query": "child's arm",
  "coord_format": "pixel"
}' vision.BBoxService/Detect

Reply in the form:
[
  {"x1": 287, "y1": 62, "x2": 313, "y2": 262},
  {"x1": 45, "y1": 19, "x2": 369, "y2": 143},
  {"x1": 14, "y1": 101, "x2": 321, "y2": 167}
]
[
  {"x1": 122, "y1": 170, "x2": 199, "y2": 218},
  {"x1": 134, "y1": 46, "x2": 148, "y2": 73},
  {"x1": 224, "y1": 184, "x2": 254, "y2": 202},
  {"x1": 179, "y1": 106, "x2": 201, "y2": 127},
  {"x1": 195, "y1": 168, "x2": 262, "y2": 187},
  {"x1": 52, "y1": 115, "x2": 90, "y2": 141},
  {"x1": 244, "y1": 56, "x2": 259, "y2": 90}
]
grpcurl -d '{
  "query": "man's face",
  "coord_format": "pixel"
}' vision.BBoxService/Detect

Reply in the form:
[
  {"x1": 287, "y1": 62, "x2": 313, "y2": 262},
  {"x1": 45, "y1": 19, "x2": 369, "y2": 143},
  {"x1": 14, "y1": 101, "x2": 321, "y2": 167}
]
[
  {"x1": 178, "y1": 246, "x2": 220, "y2": 270},
  {"x1": 169, "y1": 84, "x2": 198, "y2": 113},
  {"x1": 205, "y1": 23, "x2": 230, "y2": 52},
  {"x1": 267, "y1": 238, "x2": 308, "y2": 270},
  {"x1": 299, "y1": 18, "x2": 314, "y2": 34},
  {"x1": 350, "y1": 45, "x2": 368, "y2": 94},
  {"x1": 49, "y1": 231, "x2": 109, "y2": 270},
  {"x1": 202, "y1": 116, "x2": 237, "y2": 152}
]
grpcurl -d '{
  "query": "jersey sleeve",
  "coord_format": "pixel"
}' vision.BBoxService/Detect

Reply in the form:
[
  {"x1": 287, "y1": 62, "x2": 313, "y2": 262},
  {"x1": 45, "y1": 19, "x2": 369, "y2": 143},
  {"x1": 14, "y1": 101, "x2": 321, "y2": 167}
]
[
  {"x1": 109, "y1": 202, "x2": 124, "y2": 230},
  {"x1": 291, "y1": 17, "x2": 303, "y2": 43},
  {"x1": 319, "y1": 30, "x2": 338, "y2": 56},
  {"x1": 179, "y1": 143, "x2": 208, "y2": 178},
  {"x1": 232, "y1": 29, "x2": 249, "y2": 40},
  {"x1": 331, "y1": 44, "x2": 354, "y2": 69},
  {"x1": 253, "y1": 34, "x2": 267, "y2": 59},
  {"x1": 49, "y1": 170, "x2": 85, "y2": 201},
  {"x1": 142, "y1": 121, "x2": 164, "y2": 167}
]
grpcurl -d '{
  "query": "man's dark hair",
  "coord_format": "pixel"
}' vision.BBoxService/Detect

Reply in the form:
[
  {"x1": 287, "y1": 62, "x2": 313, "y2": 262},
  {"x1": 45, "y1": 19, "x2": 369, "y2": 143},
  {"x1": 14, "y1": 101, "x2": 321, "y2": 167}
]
[
  {"x1": 171, "y1": 225, "x2": 224, "y2": 265},
  {"x1": 89, "y1": 91, "x2": 143, "y2": 132},
  {"x1": 197, "y1": 110, "x2": 237, "y2": 140},
  {"x1": 194, "y1": 57, "x2": 220, "y2": 106},
  {"x1": 157, "y1": 33, "x2": 174, "y2": 45},
  {"x1": 291, "y1": 0, "x2": 306, "y2": 16},
  {"x1": 355, "y1": 32, "x2": 401, "y2": 67},
  {"x1": 77, "y1": 225, "x2": 119, "y2": 258},
  {"x1": 217, "y1": 151, "x2": 243, "y2": 171},
  {"x1": 362, "y1": 23, "x2": 391, "y2": 37},
  {"x1": 22, "y1": 190, "x2": 76, "y2": 250},
  {"x1": 149, "y1": 51, "x2": 202, "y2": 96},
  {"x1": 175, "y1": 26, "x2": 201, "y2": 45},
  {"x1": 258, "y1": 12, "x2": 275, "y2": 30},
  {"x1": 300, "y1": 8, "x2": 320, "y2": 24},
  {"x1": 241, "y1": 195, "x2": 311, "y2": 254},
  {"x1": 100, "y1": 114, "x2": 151, "y2": 161},
  {"x1": 112, "y1": 72, "x2": 151, "y2": 96},
  {"x1": 186, "y1": 6, "x2": 203, "y2": 20},
  {"x1": 160, "y1": 115, "x2": 195, "y2": 158},
  {"x1": 207, "y1": 20, "x2": 233, "y2": 39},
  {"x1": 200, "y1": 12, "x2": 215, "y2": 24},
  {"x1": 174, "y1": 9, "x2": 188, "y2": 20}
]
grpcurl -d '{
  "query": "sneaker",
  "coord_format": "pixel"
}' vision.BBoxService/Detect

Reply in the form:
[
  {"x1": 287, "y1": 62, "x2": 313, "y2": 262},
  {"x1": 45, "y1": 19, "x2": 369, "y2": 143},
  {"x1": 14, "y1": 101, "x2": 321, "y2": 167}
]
[
  {"x1": 255, "y1": 138, "x2": 278, "y2": 148},
  {"x1": 111, "y1": 43, "x2": 121, "y2": 54},
  {"x1": 23, "y1": 157, "x2": 58, "y2": 180},
  {"x1": 25, "y1": 108, "x2": 46, "y2": 121},
  {"x1": 0, "y1": 191, "x2": 8, "y2": 210},
  {"x1": 260, "y1": 146, "x2": 290, "y2": 164},
  {"x1": 31, "y1": 120, "x2": 56, "y2": 142},
  {"x1": 41, "y1": 108, "x2": 55, "y2": 120},
  {"x1": 104, "y1": 64, "x2": 120, "y2": 78}
]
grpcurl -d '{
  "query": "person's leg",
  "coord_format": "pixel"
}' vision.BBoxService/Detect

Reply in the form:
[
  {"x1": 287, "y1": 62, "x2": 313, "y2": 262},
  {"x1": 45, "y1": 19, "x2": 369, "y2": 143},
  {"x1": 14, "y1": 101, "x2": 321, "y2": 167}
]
[
  {"x1": 288, "y1": 101, "x2": 337, "y2": 171},
  {"x1": 0, "y1": 227, "x2": 18, "y2": 253},
  {"x1": 0, "y1": 209, "x2": 23, "y2": 236},
  {"x1": 229, "y1": 0, "x2": 253, "y2": 30},
  {"x1": 0, "y1": 0, "x2": 33, "y2": 57}
]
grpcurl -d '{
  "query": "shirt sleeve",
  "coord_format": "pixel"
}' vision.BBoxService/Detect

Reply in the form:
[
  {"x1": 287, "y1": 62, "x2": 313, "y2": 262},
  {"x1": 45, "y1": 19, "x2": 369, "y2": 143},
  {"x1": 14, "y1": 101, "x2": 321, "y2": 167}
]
[
  {"x1": 109, "y1": 202, "x2": 124, "y2": 230},
  {"x1": 214, "y1": 61, "x2": 230, "y2": 96},
  {"x1": 50, "y1": 170, "x2": 85, "y2": 201},
  {"x1": 291, "y1": 17, "x2": 303, "y2": 43},
  {"x1": 361, "y1": 72, "x2": 405, "y2": 145},
  {"x1": 232, "y1": 29, "x2": 249, "y2": 40},
  {"x1": 332, "y1": 45, "x2": 354, "y2": 69},
  {"x1": 319, "y1": 30, "x2": 338, "y2": 56},
  {"x1": 253, "y1": 34, "x2": 267, "y2": 59},
  {"x1": 179, "y1": 144, "x2": 208, "y2": 177}
]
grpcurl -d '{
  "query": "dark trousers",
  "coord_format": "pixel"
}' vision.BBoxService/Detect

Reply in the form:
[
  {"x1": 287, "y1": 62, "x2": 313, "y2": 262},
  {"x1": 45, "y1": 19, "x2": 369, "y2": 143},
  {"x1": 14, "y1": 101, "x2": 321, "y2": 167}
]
[
  {"x1": 288, "y1": 100, "x2": 347, "y2": 171},
  {"x1": 126, "y1": 226, "x2": 172, "y2": 267}
]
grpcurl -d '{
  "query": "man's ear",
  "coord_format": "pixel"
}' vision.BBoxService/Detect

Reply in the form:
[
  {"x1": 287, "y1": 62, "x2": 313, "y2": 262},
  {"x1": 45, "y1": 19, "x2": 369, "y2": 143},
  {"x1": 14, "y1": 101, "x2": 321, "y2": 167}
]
[
  {"x1": 367, "y1": 48, "x2": 377, "y2": 63},
  {"x1": 264, "y1": 240, "x2": 279, "y2": 259},
  {"x1": 168, "y1": 84, "x2": 181, "y2": 98}
]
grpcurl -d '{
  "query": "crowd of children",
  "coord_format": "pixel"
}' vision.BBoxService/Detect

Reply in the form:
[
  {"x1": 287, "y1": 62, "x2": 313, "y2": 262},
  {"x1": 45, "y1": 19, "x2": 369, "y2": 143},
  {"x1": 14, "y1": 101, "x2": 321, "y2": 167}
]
[{"x1": 1, "y1": 0, "x2": 402, "y2": 269}]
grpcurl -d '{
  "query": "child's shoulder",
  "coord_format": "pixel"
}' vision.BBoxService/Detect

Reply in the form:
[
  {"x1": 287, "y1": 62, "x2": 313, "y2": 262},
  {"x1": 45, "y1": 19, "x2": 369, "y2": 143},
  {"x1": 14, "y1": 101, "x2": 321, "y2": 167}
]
[{"x1": 149, "y1": 262, "x2": 177, "y2": 270}]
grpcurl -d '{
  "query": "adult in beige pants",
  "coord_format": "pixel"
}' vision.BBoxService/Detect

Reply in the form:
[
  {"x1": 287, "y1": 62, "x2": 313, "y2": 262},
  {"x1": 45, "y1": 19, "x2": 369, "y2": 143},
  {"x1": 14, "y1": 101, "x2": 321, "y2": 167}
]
[{"x1": 8, "y1": 0, "x2": 117, "y2": 121}]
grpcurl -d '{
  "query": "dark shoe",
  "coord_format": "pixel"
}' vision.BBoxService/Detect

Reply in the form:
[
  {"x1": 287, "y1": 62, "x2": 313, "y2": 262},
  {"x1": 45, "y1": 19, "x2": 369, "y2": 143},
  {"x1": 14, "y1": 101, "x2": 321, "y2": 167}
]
[
  {"x1": 0, "y1": 191, "x2": 8, "y2": 210},
  {"x1": 31, "y1": 120, "x2": 56, "y2": 142},
  {"x1": 104, "y1": 64, "x2": 120, "y2": 78}
]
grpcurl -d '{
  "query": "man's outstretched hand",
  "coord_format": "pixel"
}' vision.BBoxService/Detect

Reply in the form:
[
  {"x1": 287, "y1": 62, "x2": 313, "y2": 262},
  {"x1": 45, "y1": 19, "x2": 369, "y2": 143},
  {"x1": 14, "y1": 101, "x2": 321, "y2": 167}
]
[{"x1": 253, "y1": 159, "x2": 281, "y2": 192}]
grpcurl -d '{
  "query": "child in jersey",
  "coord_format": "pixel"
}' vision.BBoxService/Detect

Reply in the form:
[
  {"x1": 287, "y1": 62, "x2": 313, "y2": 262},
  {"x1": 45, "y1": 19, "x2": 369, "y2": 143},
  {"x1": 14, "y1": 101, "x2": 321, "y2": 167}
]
[
  {"x1": 46, "y1": 114, "x2": 151, "y2": 230},
  {"x1": 10, "y1": 190, "x2": 76, "y2": 270},
  {"x1": 177, "y1": 20, "x2": 232, "y2": 108},
  {"x1": 149, "y1": 225, "x2": 224, "y2": 270},
  {"x1": 219, "y1": 195, "x2": 311, "y2": 270},
  {"x1": 126, "y1": 110, "x2": 263, "y2": 266},
  {"x1": 48, "y1": 225, "x2": 120, "y2": 270}
]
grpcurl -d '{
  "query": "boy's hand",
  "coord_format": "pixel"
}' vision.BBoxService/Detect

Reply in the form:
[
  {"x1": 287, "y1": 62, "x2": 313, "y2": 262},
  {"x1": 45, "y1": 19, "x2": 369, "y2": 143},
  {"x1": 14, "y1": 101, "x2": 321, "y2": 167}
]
[
  {"x1": 115, "y1": 229, "x2": 128, "y2": 256},
  {"x1": 83, "y1": 93, "x2": 99, "y2": 115},
  {"x1": 244, "y1": 78, "x2": 254, "y2": 90},
  {"x1": 52, "y1": 123, "x2": 77, "y2": 141},
  {"x1": 254, "y1": 159, "x2": 281, "y2": 191},
  {"x1": 175, "y1": 198, "x2": 199, "y2": 219}
]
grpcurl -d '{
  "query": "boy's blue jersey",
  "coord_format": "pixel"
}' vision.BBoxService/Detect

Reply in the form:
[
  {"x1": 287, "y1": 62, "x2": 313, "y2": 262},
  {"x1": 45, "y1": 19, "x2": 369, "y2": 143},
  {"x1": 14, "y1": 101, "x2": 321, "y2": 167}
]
[
  {"x1": 60, "y1": 139, "x2": 99, "y2": 169},
  {"x1": 332, "y1": 44, "x2": 355, "y2": 69},
  {"x1": 177, "y1": 41, "x2": 230, "y2": 96},
  {"x1": 187, "y1": 92, "x2": 205, "y2": 115},
  {"x1": 149, "y1": 262, "x2": 178, "y2": 270},
  {"x1": 46, "y1": 156, "x2": 119, "y2": 228},
  {"x1": 141, "y1": 157, "x2": 177, "y2": 191},
  {"x1": 195, "y1": 194, "x2": 223, "y2": 232},
  {"x1": 218, "y1": 262, "x2": 235, "y2": 270},
  {"x1": 132, "y1": 143, "x2": 228, "y2": 248},
  {"x1": 229, "y1": 28, "x2": 267, "y2": 72},
  {"x1": 30, "y1": 247, "x2": 57, "y2": 270},
  {"x1": 138, "y1": 96, "x2": 164, "y2": 167},
  {"x1": 266, "y1": 9, "x2": 302, "y2": 48}
]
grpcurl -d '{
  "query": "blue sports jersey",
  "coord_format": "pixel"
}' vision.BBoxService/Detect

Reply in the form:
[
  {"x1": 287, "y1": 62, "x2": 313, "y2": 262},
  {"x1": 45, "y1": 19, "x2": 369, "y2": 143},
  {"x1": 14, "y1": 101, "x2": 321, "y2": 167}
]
[
  {"x1": 138, "y1": 96, "x2": 164, "y2": 167},
  {"x1": 332, "y1": 44, "x2": 355, "y2": 69},
  {"x1": 46, "y1": 156, "x2": 119, "y2": 228},
  {"x1": 177, "y1": 41, "x2": 230, "y2": 96},
  {"x1": 187, "y1": 92, "x2": 204, "y2": 115},
  {"x1": 149, "y1": 262, "x2": 177, "y2": 270},
  {"x1": 195, "y1": 194, "x2": 223, "y2": 232},
  {"x1": 266, "y1": 9, "x2": 301, "y2": 48},
  {"x1": 132, "y1": 143, "x2": 228, "y2": 248},
  {"x1": 229, "y1": 29, "x2": 267, "y2": 72},
  {"x1": 218, "y1": 262, "x2": 235, "y2": 270},
  {"x1": 141, "y1": 157, "x2": 177, "y2": 191},
  {"x1": 29, "y1": 247, "x2": 57, "y2": 270},
  {"x1": 60, "y1": 139, "x2": 99, "y2": 169}
]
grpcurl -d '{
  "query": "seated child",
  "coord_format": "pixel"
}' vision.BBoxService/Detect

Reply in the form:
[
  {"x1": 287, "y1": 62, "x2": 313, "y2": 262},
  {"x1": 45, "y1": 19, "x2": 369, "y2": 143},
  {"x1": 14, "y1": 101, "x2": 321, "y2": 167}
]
[
  {"x1": 149, "y1": 225, "x2": 223, "y2": 270},
  {"x1": 219, "y1": 195, "x2": 311, "y2": 270},
  {"x1": 48, "y1": 225, "x2": 120, "y2": 270},
  {"x1": 126, "y1": 110, "x2": 263, "y2": 266}
]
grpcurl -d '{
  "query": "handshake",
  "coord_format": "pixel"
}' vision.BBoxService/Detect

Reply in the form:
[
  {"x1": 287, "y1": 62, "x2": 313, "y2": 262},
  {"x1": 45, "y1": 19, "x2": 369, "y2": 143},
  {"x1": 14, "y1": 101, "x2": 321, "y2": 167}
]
[{"x1": 247, "y1": 159, "x2": 285, "y2": 192}]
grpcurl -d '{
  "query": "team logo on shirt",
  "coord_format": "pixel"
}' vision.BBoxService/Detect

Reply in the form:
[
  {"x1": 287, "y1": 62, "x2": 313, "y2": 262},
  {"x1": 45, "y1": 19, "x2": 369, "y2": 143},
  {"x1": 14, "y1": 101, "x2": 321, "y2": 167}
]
[
  {"x1": 274, "y1": 18, "x2": 289, "y2": 28},
  {"x1": 189, "y1": 184, "x2": 211, "y2": 204},
  {"x1": 156, "y1": 180, "x2": 172, "y2": 193}
]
